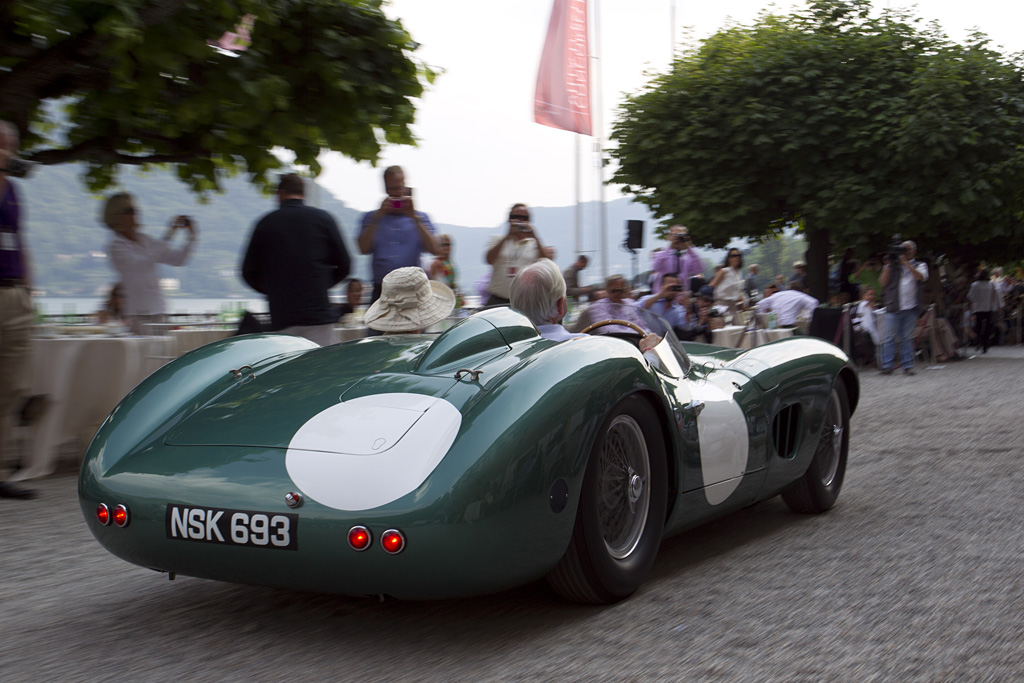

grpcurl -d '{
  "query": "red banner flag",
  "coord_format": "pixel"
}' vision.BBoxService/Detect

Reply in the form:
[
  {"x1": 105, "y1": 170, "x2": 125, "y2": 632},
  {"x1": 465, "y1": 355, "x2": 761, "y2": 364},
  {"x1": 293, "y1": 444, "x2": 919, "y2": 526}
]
[{"x1": 534, "y1": 0, "x2": 592, "y2": 136}]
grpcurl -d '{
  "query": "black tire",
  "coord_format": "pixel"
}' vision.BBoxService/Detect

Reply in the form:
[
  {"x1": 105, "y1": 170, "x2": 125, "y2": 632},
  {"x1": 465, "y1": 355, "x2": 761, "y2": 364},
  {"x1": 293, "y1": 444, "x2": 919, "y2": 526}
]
[
  {"x1": 781, "y1": 377, "x2": 850, "y2": 513},
  {"x1": 547, "y1": 395, "x2": 667, "y2": 604}
]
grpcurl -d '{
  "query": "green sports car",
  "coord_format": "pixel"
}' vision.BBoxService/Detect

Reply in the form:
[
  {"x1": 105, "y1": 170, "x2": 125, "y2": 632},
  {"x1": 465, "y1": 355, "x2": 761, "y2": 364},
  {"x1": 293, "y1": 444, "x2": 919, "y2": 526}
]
[{"x1": 79, "y1": 306, "x2": 857, "y2": 603}]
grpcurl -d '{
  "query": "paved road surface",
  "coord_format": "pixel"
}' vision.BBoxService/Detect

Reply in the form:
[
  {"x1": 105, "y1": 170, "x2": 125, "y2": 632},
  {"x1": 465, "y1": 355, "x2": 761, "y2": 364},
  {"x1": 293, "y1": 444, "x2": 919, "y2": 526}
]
[{"x1": 2, "y1": 348, "x2": 1022, "y2": 681}]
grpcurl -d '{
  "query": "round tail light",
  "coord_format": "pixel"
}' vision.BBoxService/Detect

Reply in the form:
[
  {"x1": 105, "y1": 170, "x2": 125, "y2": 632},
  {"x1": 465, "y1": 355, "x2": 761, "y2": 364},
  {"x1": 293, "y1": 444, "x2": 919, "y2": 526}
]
[
  {"x1": 113, "y1": 504, "x2": 130, "y2": 527},
  {"x1": 381, "y1": 529, "x2": 405, "y2": 555},
  {"x1": 96, "y1": 503, "x2": 111, "y2": 526},
  {"x1": 347, "y1": 526, "x2": 371, "y2": 551}
]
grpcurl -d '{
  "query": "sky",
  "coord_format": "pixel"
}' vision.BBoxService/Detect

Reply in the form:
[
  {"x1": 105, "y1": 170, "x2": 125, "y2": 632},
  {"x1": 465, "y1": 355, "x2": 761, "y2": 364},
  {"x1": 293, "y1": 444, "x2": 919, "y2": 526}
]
[{"x1": 314, "y1": 0, "x2": 1024, "y2": 231}]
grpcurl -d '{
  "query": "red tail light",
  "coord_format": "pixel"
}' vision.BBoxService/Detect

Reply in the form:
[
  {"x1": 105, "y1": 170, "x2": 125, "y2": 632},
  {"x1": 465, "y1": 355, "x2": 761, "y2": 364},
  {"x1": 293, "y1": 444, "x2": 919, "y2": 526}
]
[
  {"x1": 381, "y1": 529, "x2": 405, "y2": 554},
  {"x1": 96, "y1": 503, "x2": 111, "y2": 526},
  {"x1": 113, "y1": 504, "x2": 130, "y2": 527},
  {"x1": 348, "y1": 526, "x2": 371, "y2": 551}
]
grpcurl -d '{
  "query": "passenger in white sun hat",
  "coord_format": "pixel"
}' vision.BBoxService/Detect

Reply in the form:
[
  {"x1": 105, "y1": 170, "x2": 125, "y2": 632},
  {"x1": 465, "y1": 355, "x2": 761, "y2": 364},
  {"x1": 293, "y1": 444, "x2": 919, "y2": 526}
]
[{"x1": 365, "y1": 266, "x2": 456, "y2": 334}]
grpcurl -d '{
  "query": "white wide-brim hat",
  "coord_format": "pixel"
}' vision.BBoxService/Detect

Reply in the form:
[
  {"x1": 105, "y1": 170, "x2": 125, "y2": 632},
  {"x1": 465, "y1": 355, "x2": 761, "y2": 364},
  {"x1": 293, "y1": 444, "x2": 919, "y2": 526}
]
[{"x1": 365, "y1": 267, "x2": 456, "y2": 332}]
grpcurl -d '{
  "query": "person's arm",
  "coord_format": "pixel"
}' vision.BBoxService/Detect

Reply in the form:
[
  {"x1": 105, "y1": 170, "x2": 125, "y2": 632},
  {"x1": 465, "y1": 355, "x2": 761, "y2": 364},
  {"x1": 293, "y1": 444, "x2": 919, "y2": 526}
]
[
  {"x1": 411, "y1": 210, "x2": 439, "y2": 256},
  {"x1": 156, "y1": 218, "x2": 197, "y2": 266},
  {"x1": 240, "y1": 229, "x2": 263, "y2": 294},
  {"x1": 708, "y1": 268, "x2": 725, "y2": 289},
  {"x1": 681, "y1": 248, "x2": 703, "y2": 282},
  {"x1": 20, "y1": 243, "x2": 31, "y2": 288},
  {"x1": 485, "y1": 233, "x2": 509, "y2": 265},
  {"x1": 641, "y1": 294, "x2": 660, "y2": 310},
  {"x1": 325, "y1": 214, "x2": 351, "y2": 287},
  {"x1": 650, "y1": 248, "x2": 674, "y2": 274},
  {"x1": 357, "y1": 202, "x2": 389, "y2": 254}
]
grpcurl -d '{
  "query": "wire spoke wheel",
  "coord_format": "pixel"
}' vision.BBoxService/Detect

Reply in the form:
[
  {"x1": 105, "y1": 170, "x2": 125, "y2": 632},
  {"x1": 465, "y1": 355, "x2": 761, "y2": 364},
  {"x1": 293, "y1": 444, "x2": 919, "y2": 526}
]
[
  {"x1": 597, "y1": 415, "x2": 650, "y2": 559},
  {"x1": 547, "y1": 395, "x2": 667, "y2": 604}
]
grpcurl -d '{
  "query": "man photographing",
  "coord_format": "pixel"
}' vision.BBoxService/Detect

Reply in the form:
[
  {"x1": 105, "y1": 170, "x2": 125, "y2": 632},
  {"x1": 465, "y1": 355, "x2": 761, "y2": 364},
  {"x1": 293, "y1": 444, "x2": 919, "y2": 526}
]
[
  {"x1": 650, "y1": 225, "x2": 703, "y2": 293},
  {"x1": 878, "y1": 239, "x2": 927, "y2": 375}
]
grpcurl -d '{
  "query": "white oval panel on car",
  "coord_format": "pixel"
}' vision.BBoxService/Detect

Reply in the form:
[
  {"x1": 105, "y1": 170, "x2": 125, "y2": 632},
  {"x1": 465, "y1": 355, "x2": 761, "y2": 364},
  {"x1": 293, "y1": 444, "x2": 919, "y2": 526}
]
[
  {"x1": 286, "y1": 393, "x2": 461, "y2": 511},
  {"x1": 690, "y1": 380, "x2": 749, "y2": 505}
]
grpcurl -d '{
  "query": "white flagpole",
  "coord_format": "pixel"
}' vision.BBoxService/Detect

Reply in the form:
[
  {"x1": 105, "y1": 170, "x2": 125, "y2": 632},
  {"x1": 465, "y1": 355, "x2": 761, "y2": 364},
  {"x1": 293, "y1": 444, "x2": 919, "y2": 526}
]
[
  {"x1": 575, "y1": 135, "x2": 581, "y2": 255},
  {"x1": 592, "y1": 0, "x2": 608, "y2": 280}
]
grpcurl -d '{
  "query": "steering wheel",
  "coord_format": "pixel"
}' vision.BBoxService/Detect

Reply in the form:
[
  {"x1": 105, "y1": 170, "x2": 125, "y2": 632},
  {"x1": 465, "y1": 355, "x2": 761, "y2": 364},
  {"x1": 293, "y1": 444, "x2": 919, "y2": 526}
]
[{"x1": 580, "y1": 319, "x2": 648, "y2": 336}]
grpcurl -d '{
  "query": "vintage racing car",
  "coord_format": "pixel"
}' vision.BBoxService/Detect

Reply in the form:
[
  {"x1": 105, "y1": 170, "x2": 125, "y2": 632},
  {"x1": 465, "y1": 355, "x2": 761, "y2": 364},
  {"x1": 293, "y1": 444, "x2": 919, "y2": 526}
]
[{"x1": 79, "y1": 306, "x2": 857, "y2": 603}]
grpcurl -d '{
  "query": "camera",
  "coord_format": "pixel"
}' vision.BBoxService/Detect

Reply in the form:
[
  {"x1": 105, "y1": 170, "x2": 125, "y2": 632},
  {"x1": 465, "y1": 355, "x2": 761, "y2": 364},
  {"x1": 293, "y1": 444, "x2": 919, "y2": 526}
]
[
  {"x1": 670, "y1": 284, "x2": 683, "y2": 292},
  {"x1": 175, "y1": 216, "x2": 191, "y2": 229},
  {"x1": 887, "y1": 240, "x2": 907, "y2": 263},
  {"x1": 3, "y1": 157, "x2": 34, "y2": 179},
  {"x1": 388, "y1": 188, "x2": 413, "y2": 209}
]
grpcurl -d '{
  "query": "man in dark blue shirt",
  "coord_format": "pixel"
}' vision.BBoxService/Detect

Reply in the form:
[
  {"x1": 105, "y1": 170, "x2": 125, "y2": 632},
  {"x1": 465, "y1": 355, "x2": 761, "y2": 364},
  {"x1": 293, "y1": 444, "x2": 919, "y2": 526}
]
[{"x1": 242, "y1": 174, "x2": 350, "y2": 346}]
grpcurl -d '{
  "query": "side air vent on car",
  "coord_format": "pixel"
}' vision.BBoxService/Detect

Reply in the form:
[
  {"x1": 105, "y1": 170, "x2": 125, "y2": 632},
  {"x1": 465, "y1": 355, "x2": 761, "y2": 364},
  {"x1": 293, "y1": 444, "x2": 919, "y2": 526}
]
[{"x1": 772, "y1": 404, "x2": 801, "y2": 459}]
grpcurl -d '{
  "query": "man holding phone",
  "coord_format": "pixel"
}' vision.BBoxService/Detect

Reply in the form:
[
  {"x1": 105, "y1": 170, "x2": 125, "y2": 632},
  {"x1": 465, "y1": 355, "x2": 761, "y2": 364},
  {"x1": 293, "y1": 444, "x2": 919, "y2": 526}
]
[
  {"x1": 651, "y1": 225, "x2": 704, "y2": 293},
  {"x1": 484, "y1": 203, "x2": 546, "y2": 306},
  {"x1": 639, "y1": 273, "x2": 692, "y2": 334},
  {"x1": 358, "y1": 165, "x2": 439, "y2": 303}
]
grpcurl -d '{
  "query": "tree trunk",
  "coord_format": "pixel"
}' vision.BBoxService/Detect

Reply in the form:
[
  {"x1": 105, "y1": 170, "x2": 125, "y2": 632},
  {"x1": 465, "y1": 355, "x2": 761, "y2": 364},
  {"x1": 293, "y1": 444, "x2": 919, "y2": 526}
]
[{"x1": 805, "y1": 226, "x2": 830, "y2": 302}]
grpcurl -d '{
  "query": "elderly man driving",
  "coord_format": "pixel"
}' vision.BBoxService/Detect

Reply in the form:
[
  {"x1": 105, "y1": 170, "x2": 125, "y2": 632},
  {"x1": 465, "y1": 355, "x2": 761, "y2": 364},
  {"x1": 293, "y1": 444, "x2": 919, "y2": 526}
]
[
  {"x1": 512, "y1": 260, "x2": 662, "y2": 353},
  {"x1": 509, "y1": 259, "x2": 585, "y2": 342}
]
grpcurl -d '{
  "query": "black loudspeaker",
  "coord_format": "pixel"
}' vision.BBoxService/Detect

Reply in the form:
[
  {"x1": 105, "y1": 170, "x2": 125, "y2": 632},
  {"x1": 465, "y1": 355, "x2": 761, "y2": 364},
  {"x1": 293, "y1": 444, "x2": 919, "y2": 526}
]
[{"x1": 626, "y1": 220, "x2": 644, "y2": 250}]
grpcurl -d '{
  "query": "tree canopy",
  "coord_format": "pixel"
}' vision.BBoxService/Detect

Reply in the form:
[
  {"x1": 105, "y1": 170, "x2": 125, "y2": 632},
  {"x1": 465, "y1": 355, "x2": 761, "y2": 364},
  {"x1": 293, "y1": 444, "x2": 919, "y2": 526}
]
[
  {"x1": 0, "y1": 0, "x2": 433, "y2": 193},
  {"x1": 610, "y1": 0, "x2": 1024, "y2": 297}
]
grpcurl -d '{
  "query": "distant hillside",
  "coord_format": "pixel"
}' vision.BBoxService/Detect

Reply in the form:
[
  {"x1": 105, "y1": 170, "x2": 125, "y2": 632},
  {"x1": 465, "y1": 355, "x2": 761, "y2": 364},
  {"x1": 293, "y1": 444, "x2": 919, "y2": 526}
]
[{"x1": 16, "y1": 163, "x2": 712, "y2": 298}]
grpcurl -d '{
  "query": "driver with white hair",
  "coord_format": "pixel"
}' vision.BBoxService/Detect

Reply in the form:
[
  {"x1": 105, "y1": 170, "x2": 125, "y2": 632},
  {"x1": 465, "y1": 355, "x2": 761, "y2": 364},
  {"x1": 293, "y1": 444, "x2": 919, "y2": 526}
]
[
  {"x1": 512, "y1": 260, "x2": 663, "y2": 355},
  {"x1": 510, "y1": 258, "x2": 585, "y2": 342}
]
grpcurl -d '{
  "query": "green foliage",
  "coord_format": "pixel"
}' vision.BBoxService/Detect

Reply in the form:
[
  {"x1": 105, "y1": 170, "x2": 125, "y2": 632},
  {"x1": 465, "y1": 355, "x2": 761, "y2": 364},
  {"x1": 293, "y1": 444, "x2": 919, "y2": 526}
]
[
  {"x1": 611, "y1": 0, "x2": 1024, "y2": 264},
  {"x1": 0, "y1": 0, "x2": 432, "y2": 194}
]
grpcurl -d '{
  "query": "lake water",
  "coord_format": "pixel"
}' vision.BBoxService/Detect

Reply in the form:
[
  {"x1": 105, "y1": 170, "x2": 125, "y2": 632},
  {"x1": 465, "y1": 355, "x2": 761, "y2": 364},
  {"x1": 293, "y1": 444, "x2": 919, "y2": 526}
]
[{"x1": 36, "y1": 296, "x2": 269, "y2": 316}]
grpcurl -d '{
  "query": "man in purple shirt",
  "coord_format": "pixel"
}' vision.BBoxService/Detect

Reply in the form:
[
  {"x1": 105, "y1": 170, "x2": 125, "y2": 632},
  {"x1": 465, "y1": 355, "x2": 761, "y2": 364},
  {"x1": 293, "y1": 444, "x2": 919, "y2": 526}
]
[
  {"x1": 357, "y1": 166, "x2": 439, "y2": 302},
  {"x1": 650, "y1": 225, "x2": 704, "y2": 293},
  {"x1": 0, "y1": 120, "x2": 35, "y2": 499}
]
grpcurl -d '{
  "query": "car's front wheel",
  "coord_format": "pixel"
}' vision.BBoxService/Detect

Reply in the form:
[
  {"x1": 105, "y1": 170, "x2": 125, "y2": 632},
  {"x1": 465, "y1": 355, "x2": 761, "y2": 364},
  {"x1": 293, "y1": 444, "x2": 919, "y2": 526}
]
[
  {"x1": 547, "y1": 395, "x2": 667, "y2": 604},
  {"x1": 782, "y1": 377, "x2": 850, "y2": 513}
]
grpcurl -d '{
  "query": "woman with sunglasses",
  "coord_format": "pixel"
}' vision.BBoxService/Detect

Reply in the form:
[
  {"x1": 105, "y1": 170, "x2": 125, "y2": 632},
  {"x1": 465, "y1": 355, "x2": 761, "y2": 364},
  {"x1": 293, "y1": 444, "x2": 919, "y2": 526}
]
[
  {"x1": 484, "y1": 203, "x2": 545, "y2": 306},
  {"x1": 708, "y1": 249, "x2": 747, "y2": 315},
  {"x1": 103, "y1": 193, "x2": 197, "y2": 334}
]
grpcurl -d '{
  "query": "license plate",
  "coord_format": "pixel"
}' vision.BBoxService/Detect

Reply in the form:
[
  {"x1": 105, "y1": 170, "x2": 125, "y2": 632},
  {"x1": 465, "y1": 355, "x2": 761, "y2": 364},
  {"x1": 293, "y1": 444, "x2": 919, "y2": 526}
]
[{"x1": 165, "y1": 505, "x2": 299, "y2": 551}]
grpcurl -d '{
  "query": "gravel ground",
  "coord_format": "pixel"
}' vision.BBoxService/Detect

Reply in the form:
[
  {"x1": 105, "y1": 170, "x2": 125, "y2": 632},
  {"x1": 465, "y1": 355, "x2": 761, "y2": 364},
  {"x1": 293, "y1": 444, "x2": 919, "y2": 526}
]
[{"x1": 1, "y1": 347, "x2": 1022, "y2": 681}]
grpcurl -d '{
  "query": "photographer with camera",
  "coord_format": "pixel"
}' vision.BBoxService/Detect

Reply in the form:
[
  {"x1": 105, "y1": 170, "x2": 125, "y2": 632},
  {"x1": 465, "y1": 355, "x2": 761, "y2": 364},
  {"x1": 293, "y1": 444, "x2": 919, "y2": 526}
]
[
  {"x1": 878, "y1": 239, "x2": 927, "y2": 375},
  {"x1": 358, "y1": 166, "x2": 438, "y2": 304},
  {"x1": 104, "y1": 192, "x2": 197, "y2": 335},
  {"x1": 484, "y1": 203, "x2": 546, "y2": 306},
  {"x1": 639, "y1": 273, "x2": 699, "y2": 339},
  {"x1": 0, "y1": 120, "x2": 36, "y2": 499},
  {"x1": 651, "y1": 225, "x2": 704, "y2": 294}
]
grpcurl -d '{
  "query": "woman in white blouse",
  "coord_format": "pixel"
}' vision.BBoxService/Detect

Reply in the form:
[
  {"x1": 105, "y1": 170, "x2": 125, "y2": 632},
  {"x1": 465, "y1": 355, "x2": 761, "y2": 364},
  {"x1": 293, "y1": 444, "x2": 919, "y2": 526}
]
[
  {"x1": 103, "y1": 193, "x2": 197, "y2": 334},
  {"x1": 708, "y1": 248, "x2": 747, "y2": 314}
]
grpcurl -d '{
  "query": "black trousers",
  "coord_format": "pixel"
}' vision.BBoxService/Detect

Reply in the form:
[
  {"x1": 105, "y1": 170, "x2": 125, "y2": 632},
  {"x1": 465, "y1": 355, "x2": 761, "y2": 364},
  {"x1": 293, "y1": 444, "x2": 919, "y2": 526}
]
[{"x1": 974, "y1": 311, "x2": 995, "y2": 351}]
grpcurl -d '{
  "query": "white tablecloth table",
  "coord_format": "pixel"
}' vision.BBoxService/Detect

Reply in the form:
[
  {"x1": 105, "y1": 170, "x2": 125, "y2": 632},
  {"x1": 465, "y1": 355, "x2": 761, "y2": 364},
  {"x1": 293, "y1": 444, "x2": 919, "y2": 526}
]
[
  {"x1": 170, "y1": 328, "x2": 233, "y2": 357},
  {"x1": 15, "y1": 335, "x2": 173, "y2": 480},
  {"x1": 336, "y1": 326, "x2": 369, "y2": 342},
  {"x1": 712, "y1": 325, "x2": 794, "y2": 349}
]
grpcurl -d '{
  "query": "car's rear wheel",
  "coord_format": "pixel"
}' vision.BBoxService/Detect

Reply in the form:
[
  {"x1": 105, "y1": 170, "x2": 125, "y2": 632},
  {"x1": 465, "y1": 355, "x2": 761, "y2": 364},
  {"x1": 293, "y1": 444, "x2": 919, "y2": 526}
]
[
  {"x1": 547, "y1": 395, "x2": 667, "y2": 604},
  {"x1": 781, "y1": 377, "x2": 850, "y2": 513}
]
